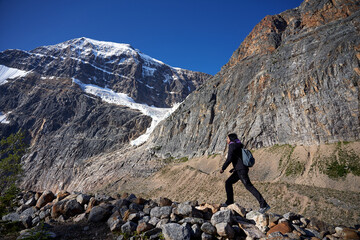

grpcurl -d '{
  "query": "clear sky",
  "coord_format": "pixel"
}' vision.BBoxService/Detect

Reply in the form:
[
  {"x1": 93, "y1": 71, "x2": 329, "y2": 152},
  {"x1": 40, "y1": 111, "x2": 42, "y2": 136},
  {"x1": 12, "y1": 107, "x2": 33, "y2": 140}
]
[{"x1": 0, "y1": 0, "x2": 303, "y2": 75}]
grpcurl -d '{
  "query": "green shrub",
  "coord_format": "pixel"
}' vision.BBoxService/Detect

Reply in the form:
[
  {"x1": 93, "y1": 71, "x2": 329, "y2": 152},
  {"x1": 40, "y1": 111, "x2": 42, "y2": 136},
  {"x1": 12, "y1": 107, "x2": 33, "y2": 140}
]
[{"x1": 0, "y1": 130, "x2": 28, "y2": 217}]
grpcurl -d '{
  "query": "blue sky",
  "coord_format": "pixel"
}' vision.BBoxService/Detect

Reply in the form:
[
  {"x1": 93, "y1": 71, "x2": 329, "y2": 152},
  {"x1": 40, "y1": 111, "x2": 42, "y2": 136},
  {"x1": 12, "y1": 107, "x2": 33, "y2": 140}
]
[{"x1": 0, "y1": 0, "x2": 303, "y2": 75}]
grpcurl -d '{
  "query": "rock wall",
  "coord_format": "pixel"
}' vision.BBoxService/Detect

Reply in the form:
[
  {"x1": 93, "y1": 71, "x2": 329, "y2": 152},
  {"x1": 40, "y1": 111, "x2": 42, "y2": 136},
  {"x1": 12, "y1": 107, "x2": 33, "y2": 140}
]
[{"x1": 150, "y1": 0, "x2": 360, "y2": 158}]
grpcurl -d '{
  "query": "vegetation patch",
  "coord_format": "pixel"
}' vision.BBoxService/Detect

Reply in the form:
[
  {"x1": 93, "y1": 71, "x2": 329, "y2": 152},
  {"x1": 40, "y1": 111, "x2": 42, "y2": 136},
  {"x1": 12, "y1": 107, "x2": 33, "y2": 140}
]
[
  {"x1": 285, "y1": 160, "x2": 305, "y2": 176},
  {"x1": 316, "y1": 142, "x2": 360, "y2": 179},
  {"x1": 0, "y1": 130, "x2": 28, "y2": 217}
]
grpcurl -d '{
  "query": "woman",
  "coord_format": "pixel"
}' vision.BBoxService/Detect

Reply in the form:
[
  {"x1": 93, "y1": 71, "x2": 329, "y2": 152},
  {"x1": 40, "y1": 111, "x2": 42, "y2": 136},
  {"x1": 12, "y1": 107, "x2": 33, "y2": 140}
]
[{"x1": 220, "y1": 133, "x2": 270, "y2": 213}]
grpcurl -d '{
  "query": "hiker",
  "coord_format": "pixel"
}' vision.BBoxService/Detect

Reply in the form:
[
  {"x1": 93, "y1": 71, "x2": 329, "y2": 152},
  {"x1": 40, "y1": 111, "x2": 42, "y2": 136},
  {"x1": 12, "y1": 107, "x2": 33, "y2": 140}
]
[{"x1": 220, "y1": 133, "x2": 270, "y2": 213}]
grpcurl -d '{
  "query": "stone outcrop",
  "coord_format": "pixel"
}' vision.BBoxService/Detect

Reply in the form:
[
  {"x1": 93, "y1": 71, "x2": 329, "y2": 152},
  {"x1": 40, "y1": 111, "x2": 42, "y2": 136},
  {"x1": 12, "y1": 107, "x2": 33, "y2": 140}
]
[
  {"x1": 2, "y1": 190, "x2": 360, "y2": 240},
  {"x1": 149, "y1": 0, "x2": 360, "y2": 158}
]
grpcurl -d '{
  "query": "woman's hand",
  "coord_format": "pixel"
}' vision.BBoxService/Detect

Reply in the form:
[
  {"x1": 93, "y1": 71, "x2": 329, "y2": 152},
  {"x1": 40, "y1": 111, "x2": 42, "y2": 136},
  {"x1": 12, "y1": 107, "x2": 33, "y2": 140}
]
[{"x1": 220, "y1": 169, "x2": 224, "y2": 174}]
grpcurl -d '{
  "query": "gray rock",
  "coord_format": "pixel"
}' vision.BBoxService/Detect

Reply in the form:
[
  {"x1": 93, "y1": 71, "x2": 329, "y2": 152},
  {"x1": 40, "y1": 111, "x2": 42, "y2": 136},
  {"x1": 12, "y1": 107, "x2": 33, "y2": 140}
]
[
  {"x1": 179, "y1": 217, "x2": 204, "y2": 225},
  {"x1": 64, "y1": 199, "x2": 84, "y2": 217},
  {"x1": 149, "y1": 217, "x2": 160, "y2": 226},
  {"x1": 107, "y1": 212, "x2": 125, "y2": 232},
  {"x1": 136, "y1": 222, "x2": 154, "y2": 233},
  {"x1": 129, "y1": 203, "x2": 143, "y2": 212},
  {"x1": 128, "y1": 213, "x2": 140, "y2": 222},
  {"x1": 88, "y1": 206, "x2": 111, "y2": 222},
  {"x1": 174, "y1": 203, "x2": 193, "y2": 217},
  {"x1": 36, "y1": 190, "x2": 55, "y2": 209},
  {"x1": 210, "y1": 209, "x2": 232, "y2": 226},
  {"x1": 293, "y1": 224, "x2": 306, "y2": 235},
  {"x1": 191, "y1": 224, "x2": 202, "y2": 239},
  {"x1": 139, "y1": 215, "x2": 151, "y2": 224},
  {"x1": 76, "y1": 194, "x2": 91, "y2": 205},
  {"x1": 32, "y1": 216, "x2": 40, "y2": 226},
  {"x1": 142, "y1": 227, "x2": 162, "y2": 238},
  {"x1": 16, "y1": 205, "x2": 30, "y2": 214},
  {"x1": 161, "y1": 223, "x2": 191, "y2": 240},
  {"x1": 21, "y1": 216, "x2": 32, "y2": 228},
  {"x1": 20, "y1": 207, "x2": 37, "y2": 220},
  {"x1": 121, "y1": 221, "x2": 137, "y2": 235},
  {"x1": 201, "y1": 222, "x2": 217, "y2": 235},
  {"x1": 305, "y1": 228, "x2": 322, "y2": 238},
  {"x1": 238, "y1": 220, "x2": 266, "y2": 239},
  {"x1": 201, "y1": 232, "x2": 213, "y2": 240},
  {"x1": 25, "y1": 197, "x2": 37, "y2": 207},
  {"x1": 268, "y1": 231, "x2": 284, "y2": 238},
  {"x1": 283, "y1": 212, "x2": 299, "y2": 221},
  {"x1": 95, "y1": 193, "x2": 114, "y2": 202},
  {"x1": 215, "y1": 223, "x2": 235, "y2": 238},
  {"x1": 156, "y1": 218, "x2": 170, "y2": 228},
  {"x1": 2, "y1": 212, "x2": 20, "y2": 222},
  {"x1": 73, "y1": 213, "x2": 87, "y2": 223}
]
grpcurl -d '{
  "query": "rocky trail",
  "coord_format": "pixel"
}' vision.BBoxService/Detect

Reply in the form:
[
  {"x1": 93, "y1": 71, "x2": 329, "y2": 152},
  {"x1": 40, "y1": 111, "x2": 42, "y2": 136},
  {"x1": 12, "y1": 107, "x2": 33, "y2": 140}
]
[{"x1": 1, "y1": 190, "x2": 359, "y2": 240}]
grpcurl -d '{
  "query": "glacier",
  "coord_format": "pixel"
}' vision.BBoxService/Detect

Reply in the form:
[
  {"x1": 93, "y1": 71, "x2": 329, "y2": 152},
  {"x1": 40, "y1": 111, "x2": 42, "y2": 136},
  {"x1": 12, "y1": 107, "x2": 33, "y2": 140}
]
[{"x1": 72, "y1": 78, "x2": 180, "y2": 146}]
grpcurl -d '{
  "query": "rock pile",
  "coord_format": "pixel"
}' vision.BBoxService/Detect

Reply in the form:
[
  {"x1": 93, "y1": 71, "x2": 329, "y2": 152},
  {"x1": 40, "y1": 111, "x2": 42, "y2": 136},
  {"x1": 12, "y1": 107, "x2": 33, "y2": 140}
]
[{"x1": 2, "y1": 190, "x2": 360, "y2": 240}]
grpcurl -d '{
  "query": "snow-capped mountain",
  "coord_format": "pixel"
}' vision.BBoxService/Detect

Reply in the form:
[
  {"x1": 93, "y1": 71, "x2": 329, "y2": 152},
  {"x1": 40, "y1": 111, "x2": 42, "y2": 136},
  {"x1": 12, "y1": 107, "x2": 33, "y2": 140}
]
[
  {"x1": 0, "y1": 38, "x2": 210, "y2": 191},
  {"x1": 0, "y1": 37, "x2": 210, "y2": 108}
]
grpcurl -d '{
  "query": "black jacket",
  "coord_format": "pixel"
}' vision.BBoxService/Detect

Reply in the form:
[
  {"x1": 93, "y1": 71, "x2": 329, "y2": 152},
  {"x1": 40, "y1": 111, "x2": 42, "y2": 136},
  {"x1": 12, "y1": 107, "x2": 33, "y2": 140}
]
[{"x1": 222, "y1": 141, "x2": 249, "y2": 174}]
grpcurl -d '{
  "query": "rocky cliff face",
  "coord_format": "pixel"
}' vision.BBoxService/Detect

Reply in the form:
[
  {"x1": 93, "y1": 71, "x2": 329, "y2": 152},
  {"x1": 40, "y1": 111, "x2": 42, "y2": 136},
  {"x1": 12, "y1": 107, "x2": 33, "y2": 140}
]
[
  {"x1": 0, "y1": 38, "x2": 209, "y2": 191},
  {"x1": 150, "y1": 0, "x2": 360, "y2": 158}
]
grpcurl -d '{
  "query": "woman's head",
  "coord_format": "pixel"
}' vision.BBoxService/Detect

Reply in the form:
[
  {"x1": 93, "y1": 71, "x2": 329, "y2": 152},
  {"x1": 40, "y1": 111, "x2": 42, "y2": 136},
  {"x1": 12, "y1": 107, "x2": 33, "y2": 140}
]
[{"x1": 227, "y1": 133, "x2": 238, "y2": 142}]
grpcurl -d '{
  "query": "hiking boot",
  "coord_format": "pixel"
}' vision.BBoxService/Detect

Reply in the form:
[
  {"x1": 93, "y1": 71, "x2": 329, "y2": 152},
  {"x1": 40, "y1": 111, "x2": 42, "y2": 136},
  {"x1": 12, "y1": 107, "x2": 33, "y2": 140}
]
[{"x1": 258, "y1": 204, "x2": 270, "y2": 214}]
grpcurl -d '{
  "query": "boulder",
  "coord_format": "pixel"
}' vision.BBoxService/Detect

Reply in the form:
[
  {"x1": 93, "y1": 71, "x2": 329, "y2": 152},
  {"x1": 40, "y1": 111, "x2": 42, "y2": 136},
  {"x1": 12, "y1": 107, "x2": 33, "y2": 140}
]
[
  {"x1": 246, "y1": 211, "x2": 268, "y2": 232},
  {"x1": 64, "y1": 199, "x2": 84, "y2": 217},
  {"x1": 283, "y1": 212, "x2": 299, "y2": 221},
  {"x1": 25, "y1": 197, "x2": 37, "y2": 207},
  {"x1": 196, "y1": 203, "x2": 219, "y2": 214},
  {"x1": 201, "y1": 222, "x2": 217, "y2": 235},
  {"x1": 121, "y1": 221, "x2": 137, "y2": 235},
  {"x1": 159, "y1": 197, "x2": 173, "y2": 207},
  {"x1": 201, "y1": 232, "x2": 213, "y2": 240},
  {"x1": 227, "y1": 203, "x2": 247, "y2": 217},
  {"x1": 32, "y1": 216, "x2": 40, "y2": 226},
  {"x1": 161, "y1": 223, "x2": 191, "y2": 240},
  {"x1": 114, "y1": 199, "x2": 130, "y2": 209},
  {"x1": 335, "y1": 227, "x2": 360, "y2": 240},
  {"x1": 122, "y1": 209, "x2": 137, "y2": 221},
  {"x1": 88, "y1": 206, "x2": 111, "y2": 222},
  {"x1": 2, "y1": 212, "x2": 20, "y2": 222},
  {"x1": 132, "y1": 197, "x2": 146, "y2": 205},
  {"x1": 191, "y1": 224, "x2": 202, "y2": 239},
  {"x1": 51, "y1": 200, "x2": 66, "y2": 218},
  {"x1": 34, "y1": 192, "x2": 42, "y2": 200},
  {"x1": 56, "y1": 191, "x2": 70, "y2": 202},
  {"x1": 73, "y1": 213, "x2": 87, "y2": 223},
  {"x1": 107, "y1": 212, "x2": 125, "y2": 232},
  {"x1": 85, "y1": 197, "x2": 97, "y2": 213},
  {"x1": 128, "y1": 213, "x2": 140, "y2": 222},
  {"x1": 174, "y1": 203, "x2": 193, "y2": 217},
  {"x1": 156, "y1": 218, "x2": 170, "y2": 228},
  {"x1": 178, "y1": 217, "x2": 204, "y2": 225},
  {"x1": 149, "y1": 217, "x2": 161, "y2": 226},
  {"x1": 76, "y1": 194, "x2": 91, "y2": 205},
  {"x1": 95, "y1": 193, "x2": 114, "y2": 202},
  {"x1": 210, "y1": 209, "x2": 233, "y2": 226},
  {"x1": 267, "y1": 221, "x2": 293, "y2": 236},
  {"x1": 150, "y1": 206, "x2": 172, "y2": 219},
  {"x1": 215, "y1": 222, "x2": 235, "y2": 238},
  {"x1": 36, "y1": 190, "x2": 55, "y2": 209},
  {"x1": 16, "y1": 205, "x2": 30, "y2": 214},
  {"x1": 136, "y1": 222, "x2": 154, "y2": 233},
  {"x1": 238, "y1": 220, "x2": 266, "y2": 239}
]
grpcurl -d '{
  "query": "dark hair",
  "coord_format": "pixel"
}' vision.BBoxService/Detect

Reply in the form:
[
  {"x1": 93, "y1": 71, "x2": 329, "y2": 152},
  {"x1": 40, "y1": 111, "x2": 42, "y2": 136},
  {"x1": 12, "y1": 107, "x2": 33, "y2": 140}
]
[{"x1": 228, "y1": 133, "x2": 238, "y2": 142}]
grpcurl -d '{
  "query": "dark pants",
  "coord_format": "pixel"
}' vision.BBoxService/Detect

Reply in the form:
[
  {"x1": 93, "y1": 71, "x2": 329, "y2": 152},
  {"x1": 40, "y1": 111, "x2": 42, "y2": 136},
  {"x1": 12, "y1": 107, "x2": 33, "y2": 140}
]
[{"x1": 225, "y1": 171, "x2": 267, "y2": 208}]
